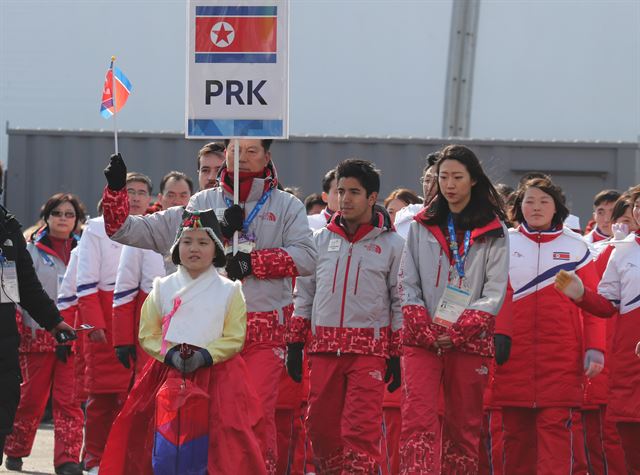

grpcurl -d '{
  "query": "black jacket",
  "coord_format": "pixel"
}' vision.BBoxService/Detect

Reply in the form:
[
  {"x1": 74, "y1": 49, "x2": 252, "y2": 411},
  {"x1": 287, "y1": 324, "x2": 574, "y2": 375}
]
[{"x1": 0, "y1": 205, "x2": 62, "y2": 435}]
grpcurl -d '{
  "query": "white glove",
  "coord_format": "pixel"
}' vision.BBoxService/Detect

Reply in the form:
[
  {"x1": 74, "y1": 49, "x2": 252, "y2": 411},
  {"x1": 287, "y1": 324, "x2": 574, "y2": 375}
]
[
  {"x1": 635, "y1": 341, "x2": 640, "y2": 358},
  {"x1": 554, "y1": 270, "x2": 585, "y2": 301},
  {"x1": 611, "y1": 222, "x2": 629, "y2": 241},
  {"x1": 584, "y1": 349, "x2": 605, "y2": 378}
]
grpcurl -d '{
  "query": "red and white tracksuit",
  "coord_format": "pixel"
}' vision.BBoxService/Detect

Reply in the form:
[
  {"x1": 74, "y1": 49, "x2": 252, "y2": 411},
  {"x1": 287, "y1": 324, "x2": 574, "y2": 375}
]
[
  {"x1": 288, "y1": 211, "x2": 404, "y2": 474},
  {"x1": 579, "y1": 243, "x2": 627, "y2": 475},
  {"x1": 57, "y1": 249, "x2": 87, "y2": 406},
  {"x1": 584, "y1": 226, "x2": 609, "y2": 245},
  {"x1": 5, "y1": 230, "x2": 83, "y2": 467},
  {"x1": 101, "y1": 162, "x2": 316, "y2": 474},
  {"x1": 399, "y1": 211, "x2": 509, "y2": 474},
  {"x1": 76, "y1": 216, "x2": 132, "y2": 470},
  {"x1": 112, "y1": 245, "x2": 165, "y2": 379},
  {"x1": 574, "y1": 232, "x2": 640, "y2": 472},
  {"x1": 492, "y1": 224, "x2": 606, "y2": 475}
]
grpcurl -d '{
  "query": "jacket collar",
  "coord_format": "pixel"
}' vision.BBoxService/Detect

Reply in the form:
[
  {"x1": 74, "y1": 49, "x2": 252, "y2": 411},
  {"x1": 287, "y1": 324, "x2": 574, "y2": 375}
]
[
  {"x1": 219, "y1": 160, "x2": 278, "y2": 203},
  {"x1": 414, "y1": 207, "x2": 504, "y2": 260},
  {"x1": 32, "y1": 226, "x2": 79, "y2": 258},
  {"x1": 591, "y1": 226, "x2": 609, "y2": 242},
  {"x1": 518, "y1": 222, "x2": 563, "y2": 243},
  {"x1": 327, "y1": 207, "x2": 392, "y2": 243}
]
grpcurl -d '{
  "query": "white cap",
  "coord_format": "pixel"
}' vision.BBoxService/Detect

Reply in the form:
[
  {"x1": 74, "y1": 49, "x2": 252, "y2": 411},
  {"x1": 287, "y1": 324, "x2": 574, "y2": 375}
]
[{"x1": 564, "y1": 214, "x2": 581, "y2": 231}]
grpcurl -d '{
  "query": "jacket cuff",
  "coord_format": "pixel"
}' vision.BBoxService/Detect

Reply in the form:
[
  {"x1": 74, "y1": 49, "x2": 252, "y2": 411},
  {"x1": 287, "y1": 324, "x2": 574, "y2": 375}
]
[
  {"x1": 198, "y1": 348, "x2": 214, "y2": 366},
  {"x1": 389, "y1": 329, "x2": 402, "y2": 357},
  {"x1": 448, "y1": 309, "x2": 492, "y2": 347},
  {"x1": 577, "y1": 287, "x2": 617, "y2": 318},
  {"x1": 286, "y1": 316, "x2": 310, "y2": 344},
  {"x1": 102, "y1": 186, "x2": 130, "y2": 237},
  {"x1": 251, "y1": 248, "x2": 299, "y2": 279},
  {"x1": 401, "y1": 305, "x2": 435, "y2": 348}
]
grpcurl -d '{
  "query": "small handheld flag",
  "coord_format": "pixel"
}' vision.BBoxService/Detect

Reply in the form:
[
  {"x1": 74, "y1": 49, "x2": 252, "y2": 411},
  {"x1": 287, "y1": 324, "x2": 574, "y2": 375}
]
[{"x1": 100, "y1": 57, "x2": 132, "y2": 119}]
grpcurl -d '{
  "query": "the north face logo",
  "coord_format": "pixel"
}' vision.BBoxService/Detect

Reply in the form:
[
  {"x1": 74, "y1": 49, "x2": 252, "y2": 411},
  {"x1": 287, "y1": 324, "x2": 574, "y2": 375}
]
[
  {"x1": 364, "y1": 243, "x2": 382, "y2": 254},
  {"x1": 261, "y1": 212, "x2": 277, "y2": 222},
  {"x1": 369, "y1": 370, "x2": 383, "y2": 381},
  {"x1": 475, "y1": 365, "x2": 489, "y2": 376}
]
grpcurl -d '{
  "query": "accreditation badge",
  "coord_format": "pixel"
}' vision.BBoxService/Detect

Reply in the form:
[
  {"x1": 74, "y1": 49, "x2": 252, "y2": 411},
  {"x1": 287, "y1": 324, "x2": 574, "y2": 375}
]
[
  {"x1": 0, "y1": 260, "x2": 20, "y2": 304},
  {"x1": 433, "y1": 270, "x2": 471, "y2": 328},
  {"x1": 224, "y1": 232, "x2": 257, "y2": 255}
]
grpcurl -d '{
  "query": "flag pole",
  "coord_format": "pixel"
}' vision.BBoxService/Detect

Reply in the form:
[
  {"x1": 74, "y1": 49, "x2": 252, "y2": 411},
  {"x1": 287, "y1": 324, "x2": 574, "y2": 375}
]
[
  {"x1": 232, "y1": 138, "x2": 239, "y2": 255},
  {"x1": 111, "y1": 55, "x2": 119, "y2": 155}
]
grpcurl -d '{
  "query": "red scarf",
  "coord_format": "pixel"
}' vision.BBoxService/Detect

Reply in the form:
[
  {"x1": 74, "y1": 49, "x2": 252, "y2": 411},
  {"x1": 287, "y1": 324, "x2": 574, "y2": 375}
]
[{"x1": 227, "y1": 171, "x2": 264, "y2": 202}]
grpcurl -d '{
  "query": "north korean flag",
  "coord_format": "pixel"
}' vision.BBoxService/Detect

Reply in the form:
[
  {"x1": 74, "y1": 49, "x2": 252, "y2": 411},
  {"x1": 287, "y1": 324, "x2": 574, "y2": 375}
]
[{"x1": 195, "y1": 6, "x2": 277, "y2": 63}]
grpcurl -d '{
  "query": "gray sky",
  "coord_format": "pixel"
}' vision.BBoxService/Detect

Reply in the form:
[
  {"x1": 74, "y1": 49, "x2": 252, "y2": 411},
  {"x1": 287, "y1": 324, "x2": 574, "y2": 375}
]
[{"x1": 1, "y1": 0, "x2": 638, "y2": 164}]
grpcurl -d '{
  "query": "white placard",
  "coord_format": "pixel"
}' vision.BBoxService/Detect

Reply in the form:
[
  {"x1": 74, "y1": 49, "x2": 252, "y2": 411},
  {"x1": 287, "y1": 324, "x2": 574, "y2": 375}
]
[{"x1": 186, "y1": 0, "x2": 289, "y2": 138}]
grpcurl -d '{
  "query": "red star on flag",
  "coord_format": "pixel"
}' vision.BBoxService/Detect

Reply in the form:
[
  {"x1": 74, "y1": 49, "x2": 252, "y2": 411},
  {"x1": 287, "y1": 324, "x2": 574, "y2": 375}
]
[{"x1": 214, "y1": 23, "x2": 232, "y2": 45}]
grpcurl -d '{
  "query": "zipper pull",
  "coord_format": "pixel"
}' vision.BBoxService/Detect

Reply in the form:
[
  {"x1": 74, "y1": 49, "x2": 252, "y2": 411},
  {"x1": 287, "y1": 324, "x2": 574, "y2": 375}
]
[
  {"x1": 348, "y1": 243, "x2": 353, "y2": 256},
  {"x1": 337, "y1": 349, "x2": 341, "y2": 357}
]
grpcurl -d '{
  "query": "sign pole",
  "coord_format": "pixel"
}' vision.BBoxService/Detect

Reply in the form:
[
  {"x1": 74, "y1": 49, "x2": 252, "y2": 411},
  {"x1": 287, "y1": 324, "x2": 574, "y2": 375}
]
[{"x1": 233, "y1": 138, "x2": 239, "y2": 255}]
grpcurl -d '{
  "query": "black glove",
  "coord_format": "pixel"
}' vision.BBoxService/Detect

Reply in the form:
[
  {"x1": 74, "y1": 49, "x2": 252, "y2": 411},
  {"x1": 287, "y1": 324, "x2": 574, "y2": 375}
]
[
  {"x1": 384, "y1": 356, "x2": 401, "y2": 393},
  {"x1": 286, "y1": 343, "x2": 304, "y2": 383},
  {"x1": 182, "y1": 349, "x2": 212, "y2": 373},
  {"x1": 221, "y1": 205, "x2": 244, "y2": 238},
  {"x1": 54, "y1": 329, "x2": 77, "y2": 344},
  {"x1": 55, "y1": 345, "x2": 72, "y2": 363},
  {"x1": 225, "y1": 251, "x2": 252, "y2": 281},
  {"x1": 494, "y1": 334, "x2": 512, "y2": 366},
  {"x1": 104, "y1": 153, "x2": 127, "y2": 190},
  {"x1": 115, "y1": 345, "x2": 137, "y2": 369}
]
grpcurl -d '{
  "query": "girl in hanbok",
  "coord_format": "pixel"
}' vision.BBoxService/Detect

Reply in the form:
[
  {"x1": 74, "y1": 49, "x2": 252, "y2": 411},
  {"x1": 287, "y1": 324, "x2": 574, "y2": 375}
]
[{"x1": 100, "y1": 209, "x2": 266, "y2": 475}]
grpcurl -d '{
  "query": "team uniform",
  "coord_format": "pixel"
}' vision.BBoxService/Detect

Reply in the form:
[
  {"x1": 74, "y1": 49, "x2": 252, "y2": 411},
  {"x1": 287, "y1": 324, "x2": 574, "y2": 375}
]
[
  {"x1": 492, "y1": 224, "x2": 606, "y2": 474},
  {"x1": 399, "y1": 210, "x2": 509, "y2": 473},
  {"x1": 5, "y1": 228, "x2": 83, "y2": 468},
  {"x1": 76, "y1": 217, "x2": 132, "y2": 471},
  {"x1": 288, "y1": 209, "x2": 404, "y2": 473},
  {"x1": 101, "y1": 162, "x2": 316, "y2": 473},
  {"x1": 575, "y1": 232, "x2": 640, "y2": 471},
  {"x1": 307, "y1": 208, "x2": 332, "y2": 232}
]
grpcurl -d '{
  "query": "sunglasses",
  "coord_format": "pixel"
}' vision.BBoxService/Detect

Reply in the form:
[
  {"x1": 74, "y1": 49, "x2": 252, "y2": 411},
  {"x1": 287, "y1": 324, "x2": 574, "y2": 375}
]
[{"x1": 50, "y1": 210, "x2": 76, "y2": 219}]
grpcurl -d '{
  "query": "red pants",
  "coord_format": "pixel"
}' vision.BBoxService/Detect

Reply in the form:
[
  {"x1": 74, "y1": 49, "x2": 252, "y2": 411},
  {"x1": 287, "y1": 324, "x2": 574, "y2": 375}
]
[
  {"x1": 276, "y1": 405, "x2": 315, "y2": 475},
  {"x1": 381, "y1": 407, "x2": 401, "y2": 475},
  {"x1": 502, "y1": 407, "x2": 587, "y2": 474},
  {"x1": 84, "y1": 392, "x2": 127, "y2": 470},
  {"x1": 400, "y1": 348, "x2": 488, "y2": 474},
  {"x1": 616, "y1": 422, "x2": 640, "y2": 472},
  {"x1": 307, "y1": 353, "x2": 385, "y2": 474},
  {"x1": 243, "y1": 343, "x2": 285, "y2": 475},
  {"x1": 478, "y1": 409, "x2": 504, "y2": 475},
  {"x1": 582, "y1": 407, "x2": 627, "y2": 475},
  {"x1": 5, "y1": 353, "x2": 83, "y2": 466}
]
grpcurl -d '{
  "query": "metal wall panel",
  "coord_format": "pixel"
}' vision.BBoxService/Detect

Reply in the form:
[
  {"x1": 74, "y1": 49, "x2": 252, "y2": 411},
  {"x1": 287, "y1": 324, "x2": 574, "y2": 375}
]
[{"x1": 6, "y1": 128, "x2": 639, "y2": 229}]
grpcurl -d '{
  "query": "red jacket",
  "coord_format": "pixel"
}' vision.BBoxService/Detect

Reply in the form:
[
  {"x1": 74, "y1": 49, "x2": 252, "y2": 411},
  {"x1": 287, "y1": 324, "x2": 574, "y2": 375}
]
[
  {"x1": 493, "y1": 225, "x2": 606, "y2": 408},
  {"x1": 577, "y1": 233, "x2": 640, "y2": 422}
]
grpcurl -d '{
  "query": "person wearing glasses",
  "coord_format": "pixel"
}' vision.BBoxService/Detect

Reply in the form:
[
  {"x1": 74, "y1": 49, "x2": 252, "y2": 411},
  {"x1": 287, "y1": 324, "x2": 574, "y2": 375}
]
[
  {"x1": 75, "y1": 172, "x2": 152, "y2": 474},
  {"x1": 3, "y1": 193, "x2": 85, "y2": 475}
]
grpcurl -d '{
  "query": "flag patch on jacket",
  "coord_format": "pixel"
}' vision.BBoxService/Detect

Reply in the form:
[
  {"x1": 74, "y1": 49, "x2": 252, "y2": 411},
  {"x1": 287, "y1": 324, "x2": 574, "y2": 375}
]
[{"x1": 553, "y1": 252, "x2": 570, "y2": 261}]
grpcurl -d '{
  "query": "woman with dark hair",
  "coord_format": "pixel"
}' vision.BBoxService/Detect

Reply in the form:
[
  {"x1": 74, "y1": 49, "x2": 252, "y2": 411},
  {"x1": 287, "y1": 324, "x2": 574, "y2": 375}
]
[
  {"x1": 383, "y1": 188, "x2": 422, "y2": 223},
  {"x1": 4, "y1": 193, "x2": 85, "y2": 475},
  {"x1": 491, "y1": 177, "x2": 606, "y2": 473},
  {"x1": 399, "y1": 144, "x2": 509, "y2": 473}
]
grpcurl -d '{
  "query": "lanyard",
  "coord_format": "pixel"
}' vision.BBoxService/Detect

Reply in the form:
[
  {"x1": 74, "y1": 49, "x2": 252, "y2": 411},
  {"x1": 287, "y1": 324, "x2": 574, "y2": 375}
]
[
  {"x1": 447, "y1": 214, "x2": 471, "y2": 279},
  {"x1": 224, "y1": 188, "x2": 272, "y2": 234}
]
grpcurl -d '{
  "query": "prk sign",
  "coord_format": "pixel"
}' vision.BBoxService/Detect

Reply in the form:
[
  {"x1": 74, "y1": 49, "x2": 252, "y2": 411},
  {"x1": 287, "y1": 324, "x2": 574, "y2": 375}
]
[{"x1": 186, "y1": 1, "x2": 289, "y2": 139}]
